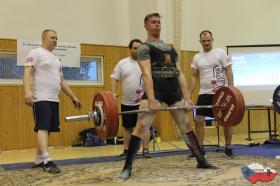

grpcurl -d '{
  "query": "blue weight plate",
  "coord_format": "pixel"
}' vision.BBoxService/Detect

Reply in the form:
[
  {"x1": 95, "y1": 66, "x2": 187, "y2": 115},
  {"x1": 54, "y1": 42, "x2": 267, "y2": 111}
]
[{"x1": 273, "y1": 85, "x2": 280, "y2": 113}]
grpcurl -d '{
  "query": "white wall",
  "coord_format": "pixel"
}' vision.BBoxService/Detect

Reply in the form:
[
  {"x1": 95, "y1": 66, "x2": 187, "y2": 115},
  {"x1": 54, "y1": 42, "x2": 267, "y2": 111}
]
[
  {"x1": 1, "y1": 0, "x2": 280, "y2": 49},
  {"x1": 0, "y1": 0, "x2": 131, "y2": 45},
  {"x1": 0, "y1": 0, "x2": 176, "y2": 46},
  {"x1": 181, "y1": 0, "x2": 280, "y2": 51}
]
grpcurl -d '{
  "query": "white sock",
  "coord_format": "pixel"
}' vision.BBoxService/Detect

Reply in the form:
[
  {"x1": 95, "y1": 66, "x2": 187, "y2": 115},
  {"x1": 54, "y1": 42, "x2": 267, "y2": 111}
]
[
  {"x1": 35, "y1": 154, "x2": 43, "y2": 164},
  {"x1": 41, "y1": 152, "x2": 52, "y2": 164}
]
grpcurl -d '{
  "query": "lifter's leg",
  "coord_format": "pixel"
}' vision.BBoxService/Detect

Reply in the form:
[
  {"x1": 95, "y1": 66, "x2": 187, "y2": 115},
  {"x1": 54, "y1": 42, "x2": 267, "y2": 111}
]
[
  {"x1": 194, "y1": 116, "x2": 206, "y2": 146},
  {"x1": 170, "y1": 100, "x2": 218, "y2": 169},
  {"x1": 121, "y1": 100, "x2": 157, "y2": 180}
]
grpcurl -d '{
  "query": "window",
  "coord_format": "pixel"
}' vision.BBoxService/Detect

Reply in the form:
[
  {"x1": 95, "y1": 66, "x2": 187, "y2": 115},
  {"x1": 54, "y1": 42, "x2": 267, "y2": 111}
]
[{"x1": 0, "y1": 52, "x2": 103, "y2": 85}]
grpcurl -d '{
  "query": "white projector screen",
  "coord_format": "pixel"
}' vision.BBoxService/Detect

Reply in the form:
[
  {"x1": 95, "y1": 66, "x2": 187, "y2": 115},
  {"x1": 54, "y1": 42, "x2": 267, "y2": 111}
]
[{"x1": 227, "y1": 45, "x2": 280, "y2": 105}]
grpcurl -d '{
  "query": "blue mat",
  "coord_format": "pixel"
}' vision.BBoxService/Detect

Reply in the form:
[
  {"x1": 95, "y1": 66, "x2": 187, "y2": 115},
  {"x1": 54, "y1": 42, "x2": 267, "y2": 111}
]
[
  {"x1": 2, "y1": 144, "x2": 280, "y2": 171},
  {"x1": 232, "y1": 143, "x2": 280, "y2": 158}
]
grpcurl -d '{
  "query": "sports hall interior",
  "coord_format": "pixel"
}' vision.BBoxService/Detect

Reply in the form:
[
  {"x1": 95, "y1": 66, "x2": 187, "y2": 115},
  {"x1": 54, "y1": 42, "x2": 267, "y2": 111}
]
[{"x1": 0, "y1": 1, "x2": 280, "y2": 185}]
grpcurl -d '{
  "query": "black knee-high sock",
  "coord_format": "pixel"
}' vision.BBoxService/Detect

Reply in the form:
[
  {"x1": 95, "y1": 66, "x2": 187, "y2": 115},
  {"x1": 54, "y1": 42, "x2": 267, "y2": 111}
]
[
  {"x1": 182, "y1": 130, "x2": 202, "y2": 157},
  {"x1": 123, "y1": 135, "x2": 142, "y2": 169}
]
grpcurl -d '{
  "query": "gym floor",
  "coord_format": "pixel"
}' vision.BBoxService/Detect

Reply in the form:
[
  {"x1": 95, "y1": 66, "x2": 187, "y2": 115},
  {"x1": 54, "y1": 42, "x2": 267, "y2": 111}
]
[{"x1": 0, "y1": 133, "x2": 269, "y2": 165}]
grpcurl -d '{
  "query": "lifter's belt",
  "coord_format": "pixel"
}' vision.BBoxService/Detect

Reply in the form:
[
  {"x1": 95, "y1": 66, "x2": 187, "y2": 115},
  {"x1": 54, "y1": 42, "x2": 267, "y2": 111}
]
[{"x1": 152, "y1": 67, "x2": 180, "y2": 78}]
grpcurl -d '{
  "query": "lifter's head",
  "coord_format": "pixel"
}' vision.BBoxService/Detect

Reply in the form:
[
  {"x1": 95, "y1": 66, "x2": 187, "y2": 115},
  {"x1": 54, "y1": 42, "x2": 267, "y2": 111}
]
[{"x1": 144, "y1": 13, "x2": 161, "y2": 39}]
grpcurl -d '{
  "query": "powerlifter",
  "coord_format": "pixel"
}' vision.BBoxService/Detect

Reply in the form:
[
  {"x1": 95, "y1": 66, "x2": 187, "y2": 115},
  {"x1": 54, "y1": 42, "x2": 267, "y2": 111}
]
[{"x1": 120, "y1": 13, "x2": 218, "y2": 180}]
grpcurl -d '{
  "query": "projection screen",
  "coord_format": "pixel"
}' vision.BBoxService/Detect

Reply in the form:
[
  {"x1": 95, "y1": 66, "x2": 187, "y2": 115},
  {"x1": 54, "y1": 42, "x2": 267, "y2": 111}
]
[{"x1": 227, "y1": 45, "x2": 280, "y2": 105}]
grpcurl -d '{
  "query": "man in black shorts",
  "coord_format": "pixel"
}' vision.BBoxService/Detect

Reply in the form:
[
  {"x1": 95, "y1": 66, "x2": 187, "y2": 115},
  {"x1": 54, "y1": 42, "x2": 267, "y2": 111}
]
[
  {"x1": 111, "y1": 39, "x2": 151, "y2": 160},
  {"x1": 190, "y1": 30, "x2": 235, "y2": 158},
  {"x1": 23, "y1": 29, "x2": 82, "y2": 173},
  {"x1": 120, "y1": 13, "x2": 217, "y2": 180}
]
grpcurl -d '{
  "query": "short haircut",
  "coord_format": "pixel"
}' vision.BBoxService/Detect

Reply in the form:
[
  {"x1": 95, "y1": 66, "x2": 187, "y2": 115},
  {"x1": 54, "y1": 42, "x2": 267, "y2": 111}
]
[
  {"x1": 144, "y1": 13, "x2": 161, "y2": 23},
  {"x1": 128, "y1": 39, "x2": 142, "y2": 49},
  {"x1": 41, "y1": 29, "x2": 57, "y2": 41},
  {"x1": 199, "y1": 30, "x2": 213, "y2": 38}
]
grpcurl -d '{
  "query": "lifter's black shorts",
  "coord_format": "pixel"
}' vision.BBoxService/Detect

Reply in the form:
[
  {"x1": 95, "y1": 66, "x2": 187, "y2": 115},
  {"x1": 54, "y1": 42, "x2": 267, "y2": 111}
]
[
  {"x1": 196, "y1": 94, "x2": 214, "y2": 118},
  {"x1": 142, "y1": 78, "x2": 183, "y2": 106},
  {"x1": 121, "y1": 104, "x2": 139, "y2": 129},
  {"x1": 33, "y1": 101, "x2": 60, "y2": 132}
]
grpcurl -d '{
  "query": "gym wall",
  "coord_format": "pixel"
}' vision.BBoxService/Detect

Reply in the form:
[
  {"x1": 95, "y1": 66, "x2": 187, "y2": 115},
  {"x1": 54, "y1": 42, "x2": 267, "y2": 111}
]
[
  {"x1": 0, "y1": 39, "x2": 182, "y2": 150},
  {"x1": 0, "y1": 39, "x2": 277, "y2": 150}
]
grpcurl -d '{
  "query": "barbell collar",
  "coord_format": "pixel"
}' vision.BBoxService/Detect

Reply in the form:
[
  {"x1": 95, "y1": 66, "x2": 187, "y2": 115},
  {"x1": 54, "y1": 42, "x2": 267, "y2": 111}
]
[
  {"x1": 65, "y1": 114, "x2": 92, "y2": 122},
  {"x1": 65, "y1": 111, "x2": 96, "y2": 122}
]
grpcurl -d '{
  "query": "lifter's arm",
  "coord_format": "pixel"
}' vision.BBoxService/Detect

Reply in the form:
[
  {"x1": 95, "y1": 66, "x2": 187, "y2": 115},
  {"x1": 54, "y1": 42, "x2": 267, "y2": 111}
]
[
  {"x1": 138, "y1": 59, "x2": 159, "y2": 111},
  {"x1": 176, "y1": 62, "x2": 192, "y2": 100}
]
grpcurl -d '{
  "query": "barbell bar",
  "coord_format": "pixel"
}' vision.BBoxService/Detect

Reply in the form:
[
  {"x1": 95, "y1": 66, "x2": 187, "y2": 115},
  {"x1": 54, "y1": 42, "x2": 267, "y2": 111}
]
[
  {"x1": 65, "y1": 105, "x2": 225, "y2": 121},
  {"x1": 65, "y1": 87, "x2": 249, "y2": 139},
  {"x1": 119, "y1": 105, "x2": 226, "y2": 115},
  {"x1": 64, "y1": 86, "x2": 280, "y2": 140}
]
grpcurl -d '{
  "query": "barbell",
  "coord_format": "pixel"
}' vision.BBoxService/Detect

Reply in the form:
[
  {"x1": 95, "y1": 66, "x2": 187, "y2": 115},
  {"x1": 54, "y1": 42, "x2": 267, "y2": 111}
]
[
  {"x1": 65, "y1": 86, "x2": 280, "y2": 140},
  {"x1": 65, "y1": 86, "x2": 249, "y2": 139}
]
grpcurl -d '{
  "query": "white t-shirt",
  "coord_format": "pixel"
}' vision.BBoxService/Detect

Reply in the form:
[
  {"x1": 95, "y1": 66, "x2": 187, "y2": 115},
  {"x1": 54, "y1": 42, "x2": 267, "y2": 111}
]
[
  {"x1": 191, "y1": 48, "x2": 232, "y2": 94},
  {"x1": 25, "y1": 47, "x2": 62, "y2": 102},
  {"x1": 110, "y1": 57, "x2": 144, "y2": 105}
]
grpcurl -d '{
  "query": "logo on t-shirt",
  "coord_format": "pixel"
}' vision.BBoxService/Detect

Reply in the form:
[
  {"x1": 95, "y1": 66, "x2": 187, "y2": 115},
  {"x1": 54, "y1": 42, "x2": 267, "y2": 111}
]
[
  {"x1": 212, "y1": 66, "x2": 225, "y2": 92},
  {"x1": 134, "y1": 76, "x2": 144, "y2": 103},
  {"x1": 26, "y1": 57, "x2": 34, "y2": 63}
]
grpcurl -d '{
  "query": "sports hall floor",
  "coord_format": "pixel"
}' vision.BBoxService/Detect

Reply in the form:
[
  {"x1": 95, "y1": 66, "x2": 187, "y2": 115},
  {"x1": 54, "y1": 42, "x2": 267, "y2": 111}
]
[{"x1": 0, "y1": 133, "x2": 271, "y2": 164}]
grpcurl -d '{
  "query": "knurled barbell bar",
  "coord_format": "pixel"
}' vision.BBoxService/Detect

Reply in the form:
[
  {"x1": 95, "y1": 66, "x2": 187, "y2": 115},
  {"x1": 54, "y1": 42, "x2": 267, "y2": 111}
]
[
  {"x1": 65, "y1": 86, "x2": 280, "y2": 140},
  {"x1": 65, "y1": 87, "x2": 251, "y2": 139}
]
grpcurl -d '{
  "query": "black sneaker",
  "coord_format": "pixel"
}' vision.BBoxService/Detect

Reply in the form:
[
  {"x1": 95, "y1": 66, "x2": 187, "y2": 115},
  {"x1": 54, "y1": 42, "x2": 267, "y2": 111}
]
[
  {"x1": 32, "y1": 162, "x2": 43, "y2": 168},
  {"x1": 143, "y1": 149, "x2": 152, "y2": 159},
  {"x1": 196, "y1": 155, "x2": 219, "y2": 169},
  {"x1": 120, "y1": 167, "x2": 132, "y2": 180},
  {"x1": 42, "y1": 161, "x2": 61, "y2": 173},
  {"x1": 225, "y1": 148, "x2": 235, "y2": 158},
  {"x1": 187, "y1": 150, "x2": 206, "y2": 159}
]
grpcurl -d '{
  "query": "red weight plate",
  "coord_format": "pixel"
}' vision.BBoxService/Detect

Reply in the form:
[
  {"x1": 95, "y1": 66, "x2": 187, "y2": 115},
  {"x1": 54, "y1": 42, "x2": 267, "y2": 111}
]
[
  {"x1": 102, "y1": 92, "x2": 119, "y2": 138},
  {"x1": 212, "y1": 87, "x2": 245, "y2": 127},
  {"x1": 93, "y1": 91, "x2": 119, "y2": 139},
  {"x1": 231, "y1": 87, "x2": 245, "y2": 124}
]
